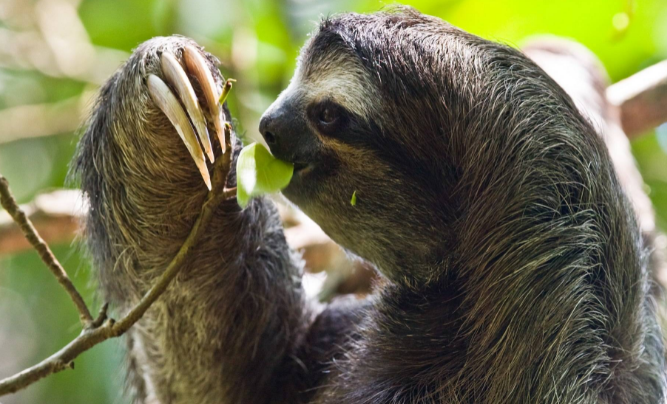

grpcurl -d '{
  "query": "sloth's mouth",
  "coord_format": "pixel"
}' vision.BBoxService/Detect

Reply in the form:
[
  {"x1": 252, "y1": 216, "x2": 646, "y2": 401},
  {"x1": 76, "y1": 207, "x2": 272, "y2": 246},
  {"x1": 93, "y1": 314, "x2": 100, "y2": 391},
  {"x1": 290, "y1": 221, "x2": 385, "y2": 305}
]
[{"x1": 293, "y1": 162, "x2": 313, "y2": 176}]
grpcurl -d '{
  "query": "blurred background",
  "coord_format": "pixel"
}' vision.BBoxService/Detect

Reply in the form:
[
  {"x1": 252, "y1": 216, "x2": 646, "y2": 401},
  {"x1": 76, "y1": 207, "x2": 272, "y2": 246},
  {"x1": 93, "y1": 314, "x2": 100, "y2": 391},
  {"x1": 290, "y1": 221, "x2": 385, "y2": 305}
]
[{"x1": 0, "y1": 0, "x2": 666, "y2": 403}]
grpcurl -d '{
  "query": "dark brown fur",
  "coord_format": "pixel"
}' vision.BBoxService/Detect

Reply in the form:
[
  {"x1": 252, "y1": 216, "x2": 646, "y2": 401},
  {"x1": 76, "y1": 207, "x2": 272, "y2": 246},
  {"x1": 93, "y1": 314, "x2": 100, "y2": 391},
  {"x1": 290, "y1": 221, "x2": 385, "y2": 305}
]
[{"x1": 72, "y1": 8, "x2": 666, "y2": 404}]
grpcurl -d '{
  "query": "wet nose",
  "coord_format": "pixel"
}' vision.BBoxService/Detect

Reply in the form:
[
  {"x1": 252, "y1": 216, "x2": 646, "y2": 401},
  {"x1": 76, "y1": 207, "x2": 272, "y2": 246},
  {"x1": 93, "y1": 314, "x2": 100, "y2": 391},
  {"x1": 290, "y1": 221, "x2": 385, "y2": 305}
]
[
  {"x1": 259, "y1": 113, "x2": 278, "y2": 146},
  {"x1": 259, "y1": 102, "x2": 303, "y2": 160}
]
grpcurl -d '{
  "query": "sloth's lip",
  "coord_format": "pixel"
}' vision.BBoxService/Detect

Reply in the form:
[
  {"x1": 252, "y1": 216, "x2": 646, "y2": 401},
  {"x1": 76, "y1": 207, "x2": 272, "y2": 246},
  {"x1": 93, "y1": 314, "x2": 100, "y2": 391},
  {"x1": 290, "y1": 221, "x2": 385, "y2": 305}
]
[
  {"x1": 293, "y1": 162, "x2": 308, "y2": 171},
  {"x1": 292, "y1": 161, "x2": 314, "y2": 176},
  {"x1": 293, "y1": 161, "x2": 310, "y2": 173}
]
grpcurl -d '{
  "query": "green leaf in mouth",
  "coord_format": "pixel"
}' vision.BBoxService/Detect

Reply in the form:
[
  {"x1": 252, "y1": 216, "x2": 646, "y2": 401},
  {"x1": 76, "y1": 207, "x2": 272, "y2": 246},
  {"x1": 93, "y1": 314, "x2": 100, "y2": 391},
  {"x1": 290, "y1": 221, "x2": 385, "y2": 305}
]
[{"x1": 236, "y1": 142, "x2": 294, "y2": 208}]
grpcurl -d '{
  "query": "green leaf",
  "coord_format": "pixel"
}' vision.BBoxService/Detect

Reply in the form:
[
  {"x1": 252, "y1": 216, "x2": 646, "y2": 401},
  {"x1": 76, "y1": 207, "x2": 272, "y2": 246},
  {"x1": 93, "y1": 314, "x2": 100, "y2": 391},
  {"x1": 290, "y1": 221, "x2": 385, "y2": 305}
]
[
  {"x1": 236, "y1": 142, "x2": 294, "y2": 208},
  {"x1": 350, "y1": 190, "x2": 357, "y2": 206}
]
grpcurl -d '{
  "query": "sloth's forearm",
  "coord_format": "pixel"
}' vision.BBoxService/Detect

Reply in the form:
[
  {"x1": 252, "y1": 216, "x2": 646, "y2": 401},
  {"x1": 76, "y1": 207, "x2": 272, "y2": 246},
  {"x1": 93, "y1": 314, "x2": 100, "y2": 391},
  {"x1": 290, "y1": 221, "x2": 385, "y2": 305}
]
[
  {"x1": 72, "y1": 36, "x2": 314, "y2": 403},
  {"x1": 119, "y1": 197, "x2": 312, "y2": 404},
  {"x1": 85, "y1": 170, "x2": 314, "y2": 403}
]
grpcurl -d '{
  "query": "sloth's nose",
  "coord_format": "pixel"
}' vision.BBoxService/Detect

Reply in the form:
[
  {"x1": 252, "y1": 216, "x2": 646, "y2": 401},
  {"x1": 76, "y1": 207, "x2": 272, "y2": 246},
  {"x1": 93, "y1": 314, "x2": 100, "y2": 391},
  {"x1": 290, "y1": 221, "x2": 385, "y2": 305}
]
[
  {"x1": 259, "y1": 104, "x2": 300, "y2": 161},
  {"x1": 259, "y1": 114, "x2": 277, "y2": 146}
]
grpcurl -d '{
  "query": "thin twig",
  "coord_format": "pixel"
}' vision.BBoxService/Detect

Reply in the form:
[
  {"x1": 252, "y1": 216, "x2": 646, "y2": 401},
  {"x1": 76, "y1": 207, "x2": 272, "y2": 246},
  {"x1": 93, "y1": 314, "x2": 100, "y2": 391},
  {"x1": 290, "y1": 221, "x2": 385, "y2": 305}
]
[
  {"x1": 110, "y1": 143, "x2": 233, "y2": 333},
  {"x1": 0, "y1": 175, "x2": 93, "y2": 326},
  {"x1": 0, "y1": 134, "x2": 235, "y2": 397}
]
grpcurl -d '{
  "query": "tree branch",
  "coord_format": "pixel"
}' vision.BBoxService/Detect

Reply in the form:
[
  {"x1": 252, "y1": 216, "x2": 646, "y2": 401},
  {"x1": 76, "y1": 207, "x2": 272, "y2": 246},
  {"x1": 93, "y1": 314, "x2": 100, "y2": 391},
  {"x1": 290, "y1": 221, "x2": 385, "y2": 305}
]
[
  {"x1": 607, "y1": 59, "x2": 667, "y2": 137},
  {"x1": 0, "y1": 190, "x2": 83, "y2": 255},
  {"x1": 0, "y1": 176, "x2": 93, "y2": 326},
  {"x1": 0, "y1": 97, "x2": 87, "y2": 145},
  {"x1": 0, "y1": 134, "x2": 235, "y2": 397}
]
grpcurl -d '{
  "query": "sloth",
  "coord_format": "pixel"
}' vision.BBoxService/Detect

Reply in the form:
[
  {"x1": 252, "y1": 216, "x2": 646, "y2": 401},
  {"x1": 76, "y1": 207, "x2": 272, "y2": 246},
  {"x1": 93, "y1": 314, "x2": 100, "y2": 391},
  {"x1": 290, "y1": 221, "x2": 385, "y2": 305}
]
[{"x1": 72, "y1": 6, "x2": 666, "y2": 404}]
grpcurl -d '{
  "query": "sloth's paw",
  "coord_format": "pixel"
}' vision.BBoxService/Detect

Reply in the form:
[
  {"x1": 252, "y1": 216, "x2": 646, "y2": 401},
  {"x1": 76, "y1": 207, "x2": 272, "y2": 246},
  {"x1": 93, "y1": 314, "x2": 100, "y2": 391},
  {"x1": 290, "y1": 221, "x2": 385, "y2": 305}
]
[{"x1": 146, "y1": 45, "x2": 233, "y2": 190}]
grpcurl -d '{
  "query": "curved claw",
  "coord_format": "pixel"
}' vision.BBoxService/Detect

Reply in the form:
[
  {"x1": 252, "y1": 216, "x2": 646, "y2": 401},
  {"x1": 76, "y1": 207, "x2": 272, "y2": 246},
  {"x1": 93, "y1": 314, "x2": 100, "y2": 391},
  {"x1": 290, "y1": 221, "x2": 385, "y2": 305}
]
[
  {"x1": 182, "y1": 45, "x2": 227, "y2": 154},
  {"x1": 160, "y1": 52, "x2": 215, "y2": 163},
  {"x1": 147, "y1": 74, "x2": 212, "y2": 190}
]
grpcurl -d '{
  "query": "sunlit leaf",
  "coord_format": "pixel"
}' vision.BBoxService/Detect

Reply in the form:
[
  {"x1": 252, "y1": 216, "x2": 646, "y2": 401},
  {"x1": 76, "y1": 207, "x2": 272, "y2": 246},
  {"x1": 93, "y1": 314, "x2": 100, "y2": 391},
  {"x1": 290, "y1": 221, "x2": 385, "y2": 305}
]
[{"x1": 236, "y1": 142, "x2": 294, "y2": 207}]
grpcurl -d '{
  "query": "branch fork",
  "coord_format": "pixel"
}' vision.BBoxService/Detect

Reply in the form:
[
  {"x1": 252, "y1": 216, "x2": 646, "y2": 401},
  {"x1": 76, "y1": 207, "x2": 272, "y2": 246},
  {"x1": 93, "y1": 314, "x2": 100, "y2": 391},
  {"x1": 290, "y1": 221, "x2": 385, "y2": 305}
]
[{"x1": 0, "y1": 125, "x2": 235, "y2": 397}]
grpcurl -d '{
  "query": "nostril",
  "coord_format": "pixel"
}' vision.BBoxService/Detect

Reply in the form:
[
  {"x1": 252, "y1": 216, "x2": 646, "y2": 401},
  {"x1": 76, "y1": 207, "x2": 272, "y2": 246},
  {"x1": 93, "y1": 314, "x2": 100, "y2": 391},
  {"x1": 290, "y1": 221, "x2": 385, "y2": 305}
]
[
  {"x1": 264, "y1": 131, "x2": 276, "y2": 145},
  {"x1": 259, "y1": 115, "x2": 277, "y2": 144}
]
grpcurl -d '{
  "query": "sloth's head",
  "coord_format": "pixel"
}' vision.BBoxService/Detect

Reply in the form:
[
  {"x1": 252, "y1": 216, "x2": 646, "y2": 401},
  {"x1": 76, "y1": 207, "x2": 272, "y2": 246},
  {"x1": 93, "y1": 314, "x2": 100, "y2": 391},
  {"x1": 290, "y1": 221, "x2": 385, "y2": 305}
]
[{"x1": 259, "y1": 7, "x2": 593, "y2": 284}]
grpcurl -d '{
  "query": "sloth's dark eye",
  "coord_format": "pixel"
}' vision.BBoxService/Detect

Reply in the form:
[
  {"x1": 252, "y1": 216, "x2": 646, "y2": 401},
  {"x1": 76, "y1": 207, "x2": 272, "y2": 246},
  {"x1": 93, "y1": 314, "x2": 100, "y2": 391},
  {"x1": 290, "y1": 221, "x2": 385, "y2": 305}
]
[
  {"x1": 308, "y1": 100, "x2": 349, "y2": 137},
  {"x1": 319, "y1": 106, "x2": 338, "y2": 125}
]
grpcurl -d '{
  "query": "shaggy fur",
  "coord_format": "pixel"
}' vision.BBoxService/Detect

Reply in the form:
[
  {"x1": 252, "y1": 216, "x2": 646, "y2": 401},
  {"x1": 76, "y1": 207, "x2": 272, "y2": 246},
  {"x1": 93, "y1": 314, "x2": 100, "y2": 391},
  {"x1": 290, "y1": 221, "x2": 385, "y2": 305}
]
[{"x1": 72, "y1": 7, "x2": 666, "y2": 404}]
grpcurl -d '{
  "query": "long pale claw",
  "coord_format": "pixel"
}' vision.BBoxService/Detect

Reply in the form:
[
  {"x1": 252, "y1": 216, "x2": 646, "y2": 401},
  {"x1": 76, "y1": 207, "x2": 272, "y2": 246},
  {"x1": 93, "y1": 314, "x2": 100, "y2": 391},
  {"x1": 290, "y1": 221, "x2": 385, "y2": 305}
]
[
  {"x1": 160, "y1": 52, "x2": 215, "y2": 163},
  {"x1": 182, "y1": 45, "x2": 227, "y2": 153},
  {"x1": 147, "y1": 74, "x2": 212, "y2": 190}
]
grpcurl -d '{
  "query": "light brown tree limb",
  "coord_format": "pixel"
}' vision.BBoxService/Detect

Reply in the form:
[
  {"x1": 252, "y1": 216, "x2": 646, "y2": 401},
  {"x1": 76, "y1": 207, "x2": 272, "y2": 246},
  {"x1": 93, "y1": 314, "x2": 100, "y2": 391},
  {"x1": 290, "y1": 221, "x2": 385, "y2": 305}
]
[
  {"x1": 607, "y1": 59, "x2": 667, "y2": 137},
  {"x1": 0, "y1": 176, "x2": 93, "y2": 327},
  {"x1": 0, "y1": 190, "x2": 83, "y2": 255},
  {"x1": 0, "y1": 134, "x2": 235, "y2": 397},
  {"x1": 0, "y1": 97, "x2": 87, "y2": 145}
]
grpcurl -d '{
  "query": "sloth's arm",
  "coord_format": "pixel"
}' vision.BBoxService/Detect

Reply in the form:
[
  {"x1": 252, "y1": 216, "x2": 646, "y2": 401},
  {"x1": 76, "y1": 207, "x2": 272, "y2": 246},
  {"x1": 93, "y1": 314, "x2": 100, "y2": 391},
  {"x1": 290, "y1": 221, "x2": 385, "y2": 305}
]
[{"x1": 72, "y1": 36, "x2": 361, "y2": 404}]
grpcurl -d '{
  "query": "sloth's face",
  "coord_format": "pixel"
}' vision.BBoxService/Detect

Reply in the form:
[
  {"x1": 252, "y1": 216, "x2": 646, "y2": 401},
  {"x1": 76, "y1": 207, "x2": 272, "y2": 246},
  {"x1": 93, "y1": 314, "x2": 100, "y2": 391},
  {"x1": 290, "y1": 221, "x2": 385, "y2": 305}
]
[
  {"x1": 259, "y1": 21, "x2": 452, "y2": 281},
  {"x1": 259, "y1": 42, "x2": 385, "y2": 245},
  {"x1": 259, "y1": 40, "x2": 384, "y2": 210}
]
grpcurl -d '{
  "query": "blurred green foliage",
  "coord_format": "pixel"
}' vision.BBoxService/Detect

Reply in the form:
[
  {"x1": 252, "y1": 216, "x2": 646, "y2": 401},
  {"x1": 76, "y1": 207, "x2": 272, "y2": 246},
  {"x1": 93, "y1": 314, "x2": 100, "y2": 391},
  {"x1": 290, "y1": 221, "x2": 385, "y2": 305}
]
[{"x1": 0, "y1": 0, "x2": 666, "y2": 403}]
